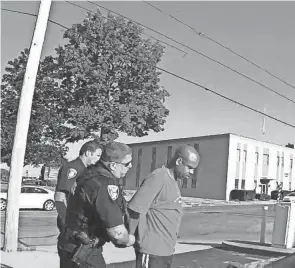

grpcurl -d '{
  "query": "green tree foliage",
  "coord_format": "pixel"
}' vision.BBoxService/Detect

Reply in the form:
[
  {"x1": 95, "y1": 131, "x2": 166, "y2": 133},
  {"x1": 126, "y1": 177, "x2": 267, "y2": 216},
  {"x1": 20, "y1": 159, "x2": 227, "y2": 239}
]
[
  {"x1": 0, "y1": 168, "x2": 9, "y2": 181},
  {"x1": 1, "y1": 10, "x2": 169, "y2": 166}
]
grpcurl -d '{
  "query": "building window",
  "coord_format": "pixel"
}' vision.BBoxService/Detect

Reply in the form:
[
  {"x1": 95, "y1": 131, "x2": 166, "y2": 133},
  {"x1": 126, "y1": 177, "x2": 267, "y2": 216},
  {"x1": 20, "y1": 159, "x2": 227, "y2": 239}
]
[
  {"x1": 194, "y1": 143, "x2": 199, "y2": 151},
  {"x1": 291, "y1": 159, "x2": 293, "y2": 170},
  {"x1": 281, "y1": 157, "x2": 284, "y2": 167},
  {"x1": 263, "y1": 154, "x2": 269, "y2": 166},
  {"x1": 191, "y1": 143, "x2": 199, "y2": 189},
  {"x1": 241, "y1": 179, "x2": 246, "y2": 189},
  {"x1": 122, "y1": 176, "x2": 126, "y2": 187},
  {"x1": 182, "y1": 178, "x2": 187, "y2": 188},
  {"x1": 167, "y1": 146, "x2": 172, "y2": 165},
  {"x1": 289, "y1": 182, "x2": 292, "y2": 191},
  {"x1": 237, "y1": 149, "x2": 241, "y2": 162},
  {"x1": 136, "y1": 148, "x2": 142, "y2": 187},
  {"x1": 191, "y1": 177, "x2": 197, "y2": 188},
  {"x1": 254, "y1": 180, "x2": 258, "y2": 191},
  {"x1": 150, "y1": 147, "x2": 157, "y2": 172},
  {"x1": 277, "y1": 156, "x2": 280, "y2": 167},
  {"x1": 235, "y1": 179, "x2": 239, "y2": 189},
  {"x1": 255, "y1": 152, "x2": 259, "y2": 164},
  {"x1": 243, "y1": 150, "x2": 247, "y2": 163}
]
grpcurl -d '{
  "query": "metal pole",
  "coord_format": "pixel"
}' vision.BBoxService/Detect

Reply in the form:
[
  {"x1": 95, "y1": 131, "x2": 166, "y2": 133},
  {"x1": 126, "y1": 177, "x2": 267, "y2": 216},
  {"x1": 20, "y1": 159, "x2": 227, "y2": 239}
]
[
  {"x1": 260, "y1": 205, "x2": 269, "y2": 244},
  {"x1": 3, "y1": 0, "x2": 52, "y2": 252}
]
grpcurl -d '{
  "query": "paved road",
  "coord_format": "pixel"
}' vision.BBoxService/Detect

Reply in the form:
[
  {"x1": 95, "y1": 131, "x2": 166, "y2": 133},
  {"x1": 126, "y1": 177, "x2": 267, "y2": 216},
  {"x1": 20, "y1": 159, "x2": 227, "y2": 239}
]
[
  {"x1": 179, "y1": 204, "x2": 275, "y2": 243},
  {"x1": 1, "y1": 204, "x2": 275, "y2": 247},
  {"x1": 0, "y1": 204, "x2": 279, "y2": 267}
]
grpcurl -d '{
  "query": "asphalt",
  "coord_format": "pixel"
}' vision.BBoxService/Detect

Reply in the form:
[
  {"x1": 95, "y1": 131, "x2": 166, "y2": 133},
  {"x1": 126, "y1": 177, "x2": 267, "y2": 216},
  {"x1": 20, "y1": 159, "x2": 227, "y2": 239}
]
[{"x1": 0, "y1": 198, "x2": 287, "y2": 267}]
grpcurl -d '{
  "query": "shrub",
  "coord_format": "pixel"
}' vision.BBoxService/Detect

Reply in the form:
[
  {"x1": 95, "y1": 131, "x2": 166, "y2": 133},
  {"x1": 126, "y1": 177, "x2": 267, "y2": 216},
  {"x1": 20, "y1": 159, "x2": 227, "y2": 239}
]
[{"x1": 230, "y1": 190, "x2": 255, "y2": 201}]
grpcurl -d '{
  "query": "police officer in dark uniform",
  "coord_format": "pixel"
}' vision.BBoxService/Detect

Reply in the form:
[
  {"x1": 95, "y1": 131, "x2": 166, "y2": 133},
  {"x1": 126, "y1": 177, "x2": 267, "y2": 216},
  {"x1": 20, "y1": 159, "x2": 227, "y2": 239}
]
[
  {"x1": 59, "y1": 142, "x2": 135, "y2": 268},
  {"x1": 54, "y1": 140, "x2": 103, "y2": 267}
]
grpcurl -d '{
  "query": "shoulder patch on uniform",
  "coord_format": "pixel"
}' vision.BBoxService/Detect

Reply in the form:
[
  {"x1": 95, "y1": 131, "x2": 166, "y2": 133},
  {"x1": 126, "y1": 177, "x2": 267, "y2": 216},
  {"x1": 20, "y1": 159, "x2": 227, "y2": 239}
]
[
  {"x1": 107, "y1": 185, "x2": 119, "y2": 200},
  {"x1": 67, "y1": 168, "x2": 78, "y2": 179}
]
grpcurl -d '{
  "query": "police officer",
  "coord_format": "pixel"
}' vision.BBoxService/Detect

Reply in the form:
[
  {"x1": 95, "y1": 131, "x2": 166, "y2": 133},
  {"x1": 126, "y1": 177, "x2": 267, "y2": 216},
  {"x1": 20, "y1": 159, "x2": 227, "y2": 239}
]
[
  {"x1": 54, "y1": 140, "x2": 103, "y2": 267},
  {"x1": 59, "y1": 142, "x2": 135, "y2": 268}
]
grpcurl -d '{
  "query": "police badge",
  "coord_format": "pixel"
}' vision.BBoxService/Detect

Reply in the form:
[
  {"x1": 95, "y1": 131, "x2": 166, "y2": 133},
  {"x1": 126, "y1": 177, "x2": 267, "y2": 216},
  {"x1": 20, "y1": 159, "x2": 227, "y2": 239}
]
[
  {"x1": 67, "y1": 168, "x2": 78, "y2": 179},
  {"x1": 107, "y1": 185, "x2": 119, "y2": 200}
]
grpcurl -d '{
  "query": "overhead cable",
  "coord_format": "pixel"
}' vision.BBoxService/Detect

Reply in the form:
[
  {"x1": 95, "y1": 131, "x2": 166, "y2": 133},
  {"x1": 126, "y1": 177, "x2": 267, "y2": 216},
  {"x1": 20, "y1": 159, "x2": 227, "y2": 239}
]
[{"x1": 2, "y1": 7, "x2": 295, "y2": 129}]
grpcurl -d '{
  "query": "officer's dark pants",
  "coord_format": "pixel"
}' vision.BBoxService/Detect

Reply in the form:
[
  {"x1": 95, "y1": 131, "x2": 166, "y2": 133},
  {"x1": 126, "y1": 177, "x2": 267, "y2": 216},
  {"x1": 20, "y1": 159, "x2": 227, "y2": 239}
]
[
  {"x1": 58, "y1": 242, "x2": 106, "y2": 268},
  {"x1": 59, "y1": 248, "x2": 79, "y2": 268},
  {"x1": 58, "y1": 233, "x2": 74, "y2": 268},
  {"x1": 135, "y1": 251, "x2": 173, "y2": 268}
]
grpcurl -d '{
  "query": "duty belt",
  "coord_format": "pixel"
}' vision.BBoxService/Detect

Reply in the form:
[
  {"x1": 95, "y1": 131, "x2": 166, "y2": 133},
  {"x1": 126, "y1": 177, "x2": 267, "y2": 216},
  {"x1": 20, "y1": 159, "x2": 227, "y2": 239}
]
[{"x1": 64, "y1": 227, "x2": 104, "y2": 248}]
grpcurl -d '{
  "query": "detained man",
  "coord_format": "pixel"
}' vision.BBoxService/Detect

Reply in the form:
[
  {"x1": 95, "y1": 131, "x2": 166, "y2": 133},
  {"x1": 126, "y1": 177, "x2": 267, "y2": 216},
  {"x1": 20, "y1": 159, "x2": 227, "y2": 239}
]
[{"x1": 127, "y1": 144, "x2": 200, "y2": 268}]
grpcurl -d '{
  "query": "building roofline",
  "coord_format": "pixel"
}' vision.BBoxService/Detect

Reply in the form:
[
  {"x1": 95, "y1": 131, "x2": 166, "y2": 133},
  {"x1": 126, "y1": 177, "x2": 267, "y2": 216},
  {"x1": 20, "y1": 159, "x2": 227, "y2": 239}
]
[
  {"x1": 127, "y1": 133, "x2": 230, "y2": 146},
  {"x1": 228, "y1": 133, "x2": 295, "y2": 150},
  {"x1": 127, "y1": 132, "x2": 294, "y2": 150}
]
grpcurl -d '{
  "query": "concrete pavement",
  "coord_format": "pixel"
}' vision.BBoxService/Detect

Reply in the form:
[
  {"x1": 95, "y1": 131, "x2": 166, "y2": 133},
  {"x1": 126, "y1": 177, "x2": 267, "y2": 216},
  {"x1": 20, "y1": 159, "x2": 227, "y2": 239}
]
[
  {"x1": 222, "y1": 240, "x2": 295, "y2": 256},
  {"x1": 2, "y1": 239, "x2": 289, "y2": 268},
  {"x1": 2, "y1": 237, "x2": 293, "y2": 267},
  {"x1": 1, "y1": 241, "x2": 212, "y2": 268}
]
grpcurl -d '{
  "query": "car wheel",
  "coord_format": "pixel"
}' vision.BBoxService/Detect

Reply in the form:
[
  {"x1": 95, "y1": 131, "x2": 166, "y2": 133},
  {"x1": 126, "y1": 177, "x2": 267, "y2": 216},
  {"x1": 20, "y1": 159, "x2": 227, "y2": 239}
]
[
  {"x1": 43, "y1": 200, "x2": 55, "y2": 211},
  {"x1": 0, "y1": 198, "x2": 7, "y2": 211}
]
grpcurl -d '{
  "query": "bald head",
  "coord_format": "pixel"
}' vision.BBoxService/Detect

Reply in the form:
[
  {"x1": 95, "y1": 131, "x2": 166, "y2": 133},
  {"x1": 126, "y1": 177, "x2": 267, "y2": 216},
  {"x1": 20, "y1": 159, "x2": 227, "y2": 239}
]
[
  {"x1": 168, "y1": 144, "x2": 200, "y2": 180},
  {"x1": 174, "y1": 145, "x2": 200, "y2": 167}
]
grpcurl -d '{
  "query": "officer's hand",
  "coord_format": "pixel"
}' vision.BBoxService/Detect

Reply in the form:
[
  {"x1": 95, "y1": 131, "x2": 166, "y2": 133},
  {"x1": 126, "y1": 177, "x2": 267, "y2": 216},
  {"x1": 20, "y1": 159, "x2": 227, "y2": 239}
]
[
  {"x1": 75, "y1": 232, "x2": 92, "y2": 245},
  {"x1": 91, "y1": 237, "x2": 100, "y2": 248},
  {"x1": 126, "y1": 234, "x2": 135, "y2": 247}
]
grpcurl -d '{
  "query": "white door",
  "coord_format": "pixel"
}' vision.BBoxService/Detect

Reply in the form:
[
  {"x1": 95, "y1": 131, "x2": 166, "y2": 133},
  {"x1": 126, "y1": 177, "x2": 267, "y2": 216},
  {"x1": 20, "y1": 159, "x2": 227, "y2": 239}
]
[
  {"x1": 20, "y1": 187, "x2": 33, "y2": 208},
  {"x1": 261, "y1": 184, "x2": 267, "y2": 194}
]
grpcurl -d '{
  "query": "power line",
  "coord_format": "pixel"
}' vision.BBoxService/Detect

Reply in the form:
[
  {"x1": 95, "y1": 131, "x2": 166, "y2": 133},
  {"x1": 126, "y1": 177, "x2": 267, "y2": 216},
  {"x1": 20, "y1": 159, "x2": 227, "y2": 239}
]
[
  {"x1": 2, "y1": 7, "x2": 295, "y2": 129},
  {"x1": 157, "y1": 67, "x2": 295, "y2": 129},
  {"x1": 1, "y1": 8, "x2": 68, "y2": 30},
  {"x1": 64, "y1": 1, "x2": 188, "y2": 56},
  {"x1": 142, "y1": 1, "x2": 295, "y2": 91},
  {"x1": 87, "y1": 1, "x2": 295, "y2": 105}
]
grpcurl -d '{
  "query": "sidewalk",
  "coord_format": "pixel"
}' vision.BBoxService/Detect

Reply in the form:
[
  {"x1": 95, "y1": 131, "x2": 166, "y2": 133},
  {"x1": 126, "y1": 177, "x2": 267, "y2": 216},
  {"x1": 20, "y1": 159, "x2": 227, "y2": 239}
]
[
  {"x1": 0, "y1": 241, "x2": 212, "y2": 268},
  {"x1": 222, "y1": 240, "x2": 295, "y2": 256}
]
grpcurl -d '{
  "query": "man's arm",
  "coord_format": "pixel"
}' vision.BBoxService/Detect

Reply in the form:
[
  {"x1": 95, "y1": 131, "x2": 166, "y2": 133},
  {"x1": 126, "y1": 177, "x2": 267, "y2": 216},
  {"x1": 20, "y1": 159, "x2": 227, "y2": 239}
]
[
  {"x1": 54, "y1": 191, "x2": 67, "y2": 219},
  {"x1": 127, "y1": 208, "x2": 140, "y2": 235},
  {"x1": 107, "y1": 224, "x2": 135, "y2": 246},
  {"x1": 95, "y1": 184, "x2": 135, "y2": 247}
]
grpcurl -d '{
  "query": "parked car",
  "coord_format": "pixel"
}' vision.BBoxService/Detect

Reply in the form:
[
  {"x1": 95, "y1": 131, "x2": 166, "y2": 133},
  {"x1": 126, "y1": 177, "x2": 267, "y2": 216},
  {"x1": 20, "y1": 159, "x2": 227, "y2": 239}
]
[
  {"x1": 0, "y1": 185, "x2": 55, "y2": 211},
  {"x1": 283, "y1": 192, "x2": 295, "y2": 202},
  {"x1": 255, "y1": 193, "x2": 271, "y2": 201},
  {"x1": 271, "y1": 190, "x2": 294, "y2": 200},
  {"x1": 22, "y1": 179, "x2": 47, "y2": 186}
]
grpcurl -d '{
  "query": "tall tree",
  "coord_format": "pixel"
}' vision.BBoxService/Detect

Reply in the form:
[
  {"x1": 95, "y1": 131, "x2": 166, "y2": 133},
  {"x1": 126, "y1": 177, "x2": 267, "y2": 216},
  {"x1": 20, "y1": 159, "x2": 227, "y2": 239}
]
[
  {"x1": 1, "y1": 49, "x2": 67, "y2": 166},
  {"x1": 1, "y1": 10, "x2": 169, "y2": 166}
]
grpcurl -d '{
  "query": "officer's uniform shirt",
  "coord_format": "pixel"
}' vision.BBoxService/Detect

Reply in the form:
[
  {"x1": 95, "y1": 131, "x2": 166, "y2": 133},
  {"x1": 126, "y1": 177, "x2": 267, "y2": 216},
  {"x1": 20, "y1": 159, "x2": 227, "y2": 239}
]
[
  {"x1": 55, "y1": 157, "x2": 86, "y2": 196},
  {"x1": 65, "y1": 163, "x2": 125, "y2": 239},
  {"x1": 55, "y1": 157, "x2": 86, "y2": 234}
]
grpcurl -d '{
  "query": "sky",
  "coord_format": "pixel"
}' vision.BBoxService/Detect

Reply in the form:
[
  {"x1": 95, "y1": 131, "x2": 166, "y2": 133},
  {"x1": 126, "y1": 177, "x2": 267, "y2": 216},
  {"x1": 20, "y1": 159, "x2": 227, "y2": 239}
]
[{"x1": 1, "y1": 1, "x2": 295, "y2": 175}]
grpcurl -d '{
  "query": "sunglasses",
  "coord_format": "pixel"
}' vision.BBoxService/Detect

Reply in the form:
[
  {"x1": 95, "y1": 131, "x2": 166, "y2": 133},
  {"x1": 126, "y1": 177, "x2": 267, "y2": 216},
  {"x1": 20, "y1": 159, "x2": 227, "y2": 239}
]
[{"x1": 114, "y1": 161, "x2": 132, "y2": 167}]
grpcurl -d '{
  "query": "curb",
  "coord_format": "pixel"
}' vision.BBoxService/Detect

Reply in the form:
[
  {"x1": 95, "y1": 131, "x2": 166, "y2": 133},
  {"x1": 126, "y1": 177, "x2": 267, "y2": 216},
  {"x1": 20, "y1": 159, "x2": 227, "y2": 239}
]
[
  {"x1": 222, "y1": 240, "x2": 295, "y2": 257},
  {"x1": 1, "y1": 242, "x2": 36, "y2": 252}
]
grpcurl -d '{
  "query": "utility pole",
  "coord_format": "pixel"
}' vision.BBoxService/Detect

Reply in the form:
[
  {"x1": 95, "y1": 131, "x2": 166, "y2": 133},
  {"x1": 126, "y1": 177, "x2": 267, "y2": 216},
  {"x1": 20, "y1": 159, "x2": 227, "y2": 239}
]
[
  {"x1": 262, "y1": 106, "x2": 266, "y2": 136},
  {"x1": 3, "y1": 0, "x2": 52, "y2": 252}
]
